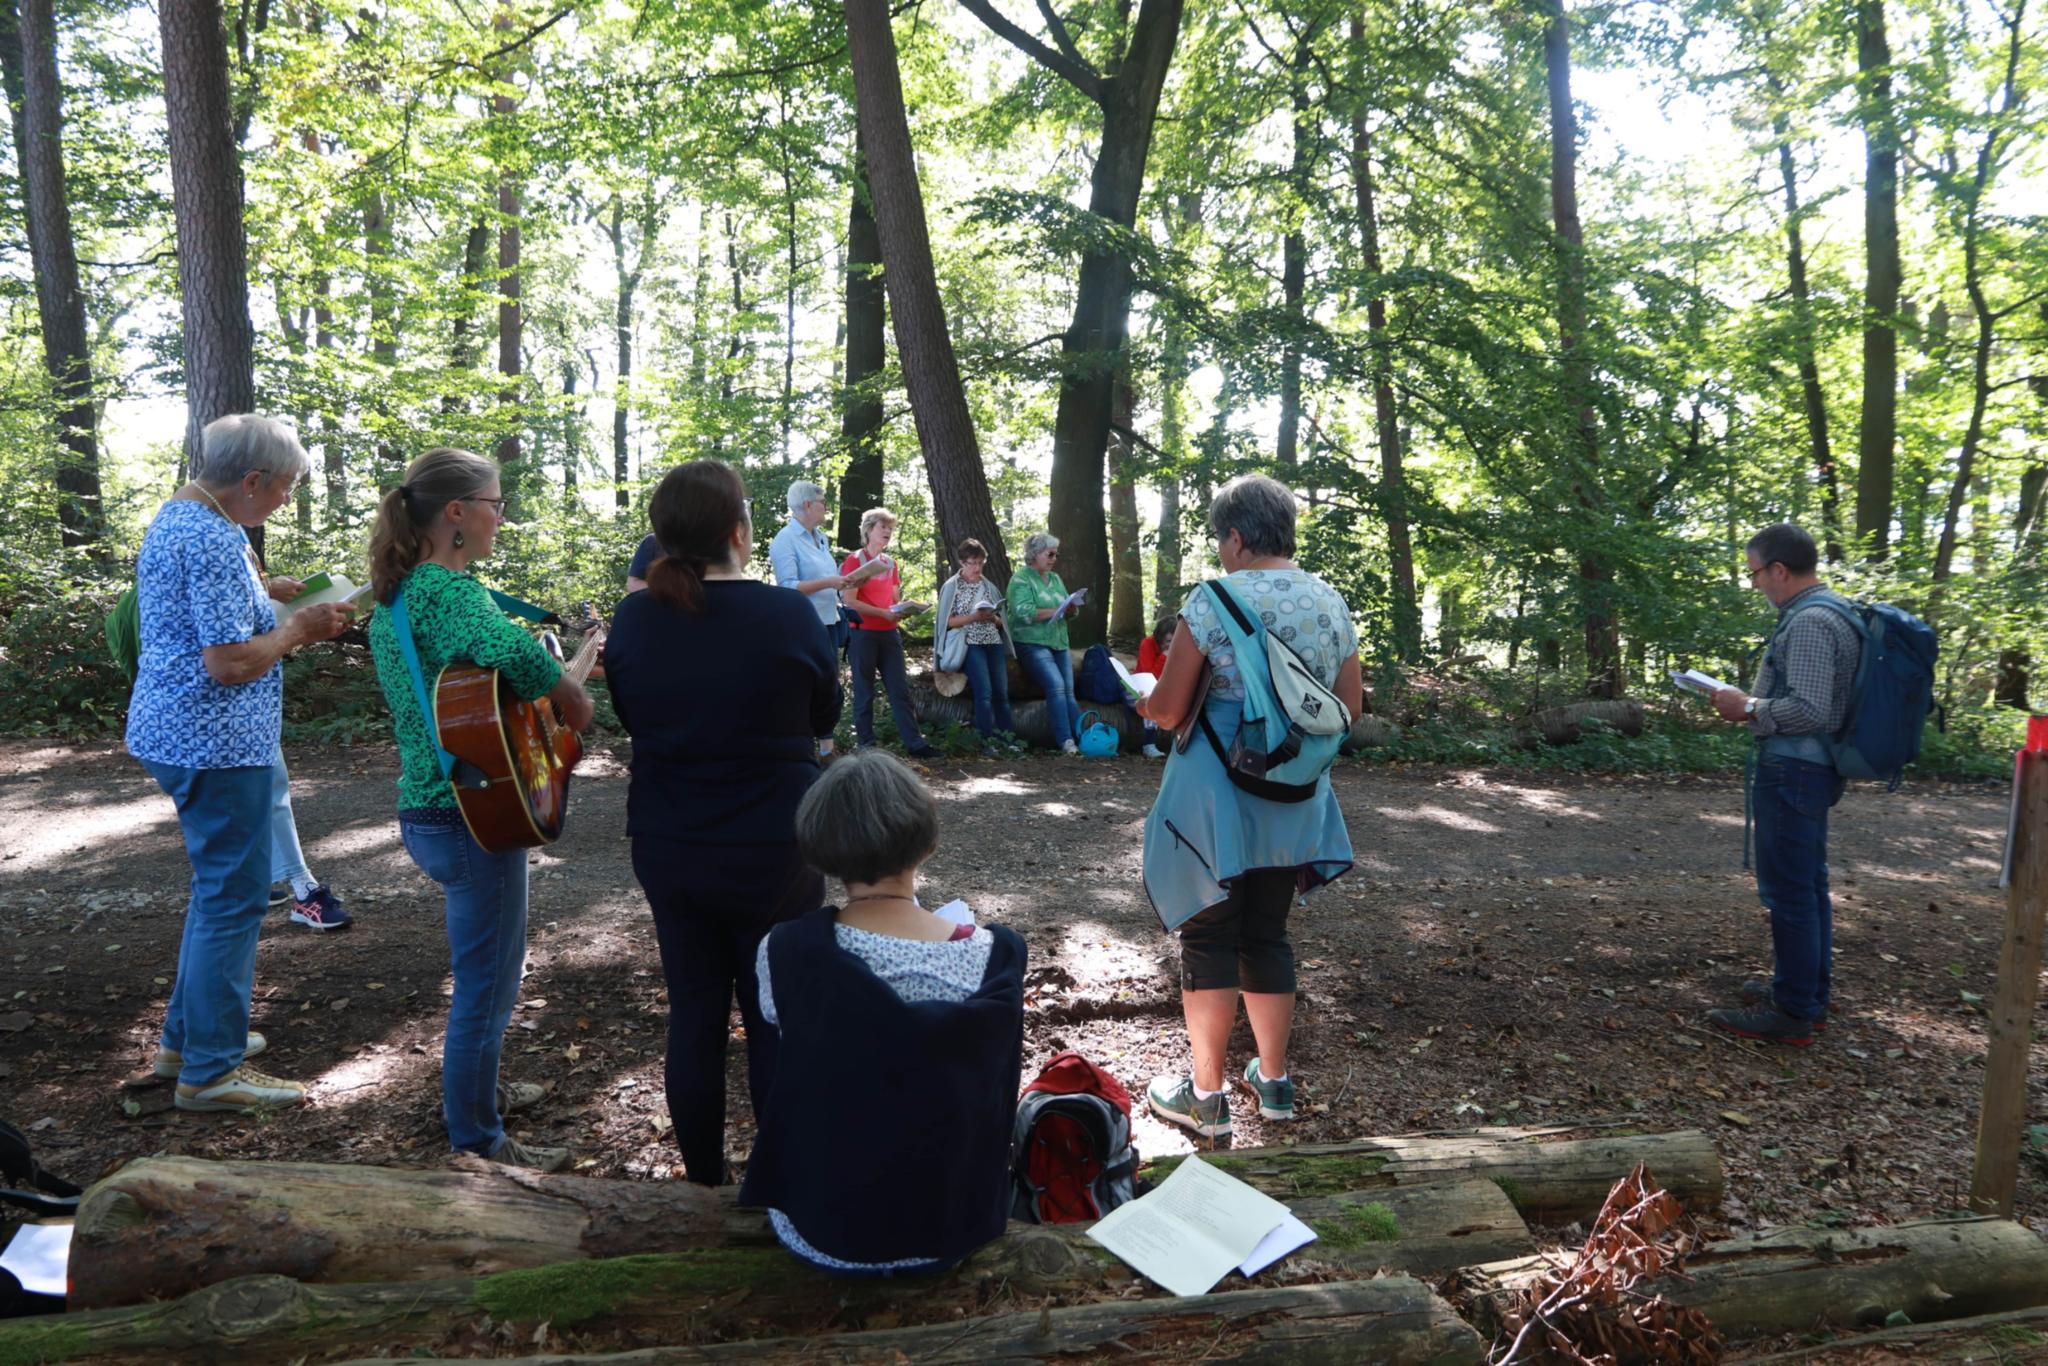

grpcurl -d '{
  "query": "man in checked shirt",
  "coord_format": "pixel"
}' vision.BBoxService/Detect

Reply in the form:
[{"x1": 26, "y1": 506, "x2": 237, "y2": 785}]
[{"x1": 1705, "y1": 523, "x2": 1862, "y2": 1046}]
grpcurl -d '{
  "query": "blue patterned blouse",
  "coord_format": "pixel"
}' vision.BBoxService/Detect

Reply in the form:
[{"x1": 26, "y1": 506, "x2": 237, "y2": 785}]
[{"x1": 124, "y1": 499, "x2": 282, "y2": 770}]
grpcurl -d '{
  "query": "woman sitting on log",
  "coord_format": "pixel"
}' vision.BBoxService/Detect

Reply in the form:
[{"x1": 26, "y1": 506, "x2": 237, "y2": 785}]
[
  {"x1": 366, "y1": 447, "x2": 594, "y2": 1172},
  {"x1": 742, "y1": 752, "x2": 1026, "y2": 1274},
  {"x1": 605, "y1": 459, "x2": 843, "y2": 1186},
  {"x1": 934, "y1": 537, "x2": 1016, "y2": 750},
  {"x1": 128, "y1": 414, "x2": 354, "y2": 1114},
  {"x1": 1136, "y1": 474, "x2": 1362, "y2": 1140}
]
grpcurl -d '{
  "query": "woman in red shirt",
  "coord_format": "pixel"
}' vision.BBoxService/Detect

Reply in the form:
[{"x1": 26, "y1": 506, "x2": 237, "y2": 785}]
[
  {"x1": 839, "y1": 508, "x2": 938, "y2": 760},
  {"x1": 1135, "y1": 615, "x2": 1173, "y2": 758}
]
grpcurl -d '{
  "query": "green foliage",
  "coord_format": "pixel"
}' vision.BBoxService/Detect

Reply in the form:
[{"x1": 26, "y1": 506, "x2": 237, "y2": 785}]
[
  {"x1": 0, "y1": 574, "x2": 131, "y2": 736},
  {"x1": 1309, "y1": 1200, "x2": 1401, "y2": 1249},
  {"x1": 473, "y1": 1250, "x2": 787, "y2": 1326}
]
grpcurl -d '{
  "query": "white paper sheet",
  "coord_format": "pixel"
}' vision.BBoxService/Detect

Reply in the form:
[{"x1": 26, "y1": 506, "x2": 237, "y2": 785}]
[
  {"x1": 0, "y1": 1223, "x2": 70, "y2": 1298},
  {"x1": 1110, "y1": 657, "x2": 1157, "y2": 700},
  {"x1": 275, "y1": 571, "x2": 366, "y2": 618},
  {"x1": 1087, "y1": 1156, "x2": 1290, "y2": 1297},
  {"x1": 1670, "y1": 668, "x2": 1732, "y2": 697},
  {"x1": 1056, "y1": 587, "x2": 1089, "y2": 616},
  {"x1": 931, "y1": 898, "x2": 975, "y2": 927},
  {"x1": 1237, "y1": 1211, "x2": 1318, "y2": 1277}
]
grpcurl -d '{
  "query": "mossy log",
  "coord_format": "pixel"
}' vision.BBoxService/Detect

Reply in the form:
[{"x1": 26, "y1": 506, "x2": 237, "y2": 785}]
[
  {"x1": 1457, "y1": 1216, "x2": 2048, "y2": 1344},
  {"x1": 910, "y1": 686, "x2": 1147, "y2": 750},
  {"x1": 1141, "y1": 1127, "x2": 1723, "y2": 1224},
  {"x1": 1341, "y1": 714, "x2": 1397, "y2": 752},
  {"x1": 0, "y1": 1270, "x2": 1482, "y2": 1366},
  {"x1": 66, "y1": 1153, "x2": 1531, "y2": 1311},
  {"x1": 1515, "y1": 699, "x2": 1645, "y2": 747}
]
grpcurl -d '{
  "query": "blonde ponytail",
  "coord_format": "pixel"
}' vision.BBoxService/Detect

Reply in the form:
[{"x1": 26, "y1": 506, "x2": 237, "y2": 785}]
[{"x1": 367, "y1": 447, "x2": 499, "y2": 604}]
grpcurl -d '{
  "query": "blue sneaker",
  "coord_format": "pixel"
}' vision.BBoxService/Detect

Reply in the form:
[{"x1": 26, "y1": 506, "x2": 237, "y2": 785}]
[
  {"x1": 268, "y1": 882, "x2": 291, "y2": 908},
  {"x1": 289, "y1": 885, "x2": 352, "y2": 932},
  {"x1": 1147, "y1": 1075, "x2": 1231, "y2": 1138},
  {"x1": 1242, "y1": 1058, "x2": 1295, "y2": 1121}
]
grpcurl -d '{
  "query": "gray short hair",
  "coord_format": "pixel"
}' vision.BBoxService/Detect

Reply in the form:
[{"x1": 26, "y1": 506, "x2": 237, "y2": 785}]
[
  {"x1": 859, "y1": 507, "x2": 897, "y2": 543},
  {"x1": 196, "y1": 414, "x2": 311, "y2": 489},
  {"x1": 1209, "y1": 474, "x2": 1297, "y2": 558},
  {"x1": 1023, "y1": 531, "x2": 1060, "y2": 563},
  {"x1": 787, "y1": 480, "x2": 825, "y2": 515},
  {"x1": 795, "y1": 751, "x2": 940, "y2": 886}
]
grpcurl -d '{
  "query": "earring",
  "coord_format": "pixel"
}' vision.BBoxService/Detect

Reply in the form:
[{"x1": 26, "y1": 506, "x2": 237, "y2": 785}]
[{"x1": 453, "y1": 531, "x2": 465, "y2": 549}]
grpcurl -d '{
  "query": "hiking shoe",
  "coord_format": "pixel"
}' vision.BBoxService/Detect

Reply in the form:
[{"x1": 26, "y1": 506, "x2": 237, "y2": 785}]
[
  {"x1": 905, "y1": 744, "x2": 940, "y2": 762},
  {"x1": 1241, "y1": 1057, "x2": 1295, "y2": 1121},
  {"x1": 175, "y1": 1066, "x2": 308, "y2": 1113},
  {"x1": 1741, "y1": 978, "x2": 1828, "y2": 1032},
  {"x1": 268, "y1": 883, "x2": 292, "y2": 908},
  {"x1": 1141, "y1": 744, "x2": 1165, "y2": 760},
  {"x1": 487, "y1": 1136, "x2": 569, "y2": 1172},
  {"x1": 1147, "y1": 1075, "x2": 1232, "y2": 1139},
  {"x1": 289, "y1": 885, "x2": 352, "y2": 932},
  {"x1": 498, "y1": 1081, "x2": 546, "y2": 1114},
  {"x1": 155, "y1": 1032, "x2": 268, "y2": 1080},
  {"x1": 1706, "y1": 1003, "x2": 1813, "y2": 1047},
  {"x1": 1060, "y1": 739, "x2": 1080, "y2": 756}
]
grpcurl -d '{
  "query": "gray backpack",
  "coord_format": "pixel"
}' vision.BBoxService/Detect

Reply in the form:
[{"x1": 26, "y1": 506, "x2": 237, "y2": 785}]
[{"x1": 1008, "y1": 1051, "x2": 1139, "y2": 1224}]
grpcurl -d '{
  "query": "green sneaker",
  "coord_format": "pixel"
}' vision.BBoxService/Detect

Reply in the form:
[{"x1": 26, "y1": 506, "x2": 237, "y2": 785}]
[
  {"x1": 1242, "y1": 1058, "x2": 1295, "y2": 1121},
  {"x1": 1147, "y1": 1075, "x2": 1231, "y2": 1138}
]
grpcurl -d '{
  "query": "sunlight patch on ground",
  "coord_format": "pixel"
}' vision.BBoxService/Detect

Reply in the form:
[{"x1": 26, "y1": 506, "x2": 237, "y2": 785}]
[
  {"x1": 302, "y1": 822, "x2": 407, "y2": 865},
  {"x1": 1033, "y1": 801, "x2": 1080, "y2": 818},
  {"x1": 1493, "y1": 786, "x2": 1604, "y2": 822},
  {"x1": 936, "y1": 775, "x2": 1038, "y2": 801},
  {"x1": 1060, "y1": 920, "x2": 1166, "y2": 986},
  {"x1": 313, "y1": 1047, "x2": 413, "y2": 1099},
  {"x1": 1700, "y1": 812, "x2": 1744, "y2": 828},
  {"x1": 1373, "y1": 803, "x2": 1503, "y2": 835},
  {"x1": 0, "y1": 794, "x2": 178, "y2": 875}
]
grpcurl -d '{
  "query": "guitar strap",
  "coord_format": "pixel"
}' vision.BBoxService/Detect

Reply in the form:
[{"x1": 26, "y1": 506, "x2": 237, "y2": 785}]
[{"x1": 389, "y1": 579, "x2": 558, "y2": 782}]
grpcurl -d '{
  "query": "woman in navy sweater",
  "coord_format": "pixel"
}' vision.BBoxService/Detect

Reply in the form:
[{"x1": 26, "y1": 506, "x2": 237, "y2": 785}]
[
  {"x1": 605, "y1": 460, "x2": 843, "y2": 1185},
  {"x1": 742, "y1": 752, "x2": 1026, "y2": 1272}
]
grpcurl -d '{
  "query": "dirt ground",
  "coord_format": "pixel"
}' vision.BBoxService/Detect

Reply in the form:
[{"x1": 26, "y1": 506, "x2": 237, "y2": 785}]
[{"x1": 0, "y1": 737, "x2": 2040, "y2": 1255}]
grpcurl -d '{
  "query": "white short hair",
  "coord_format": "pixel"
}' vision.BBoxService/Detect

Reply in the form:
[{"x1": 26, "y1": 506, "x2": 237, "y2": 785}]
[
  {"x1": 1023, "y1": 531, "x2": 1060, "y2": 562},
  {"x1": 196, "y1": 414, "x2": 311, "y2": 488},
  {"x1": 787, "y1": 480, "x2": 825, "y2": 515}
]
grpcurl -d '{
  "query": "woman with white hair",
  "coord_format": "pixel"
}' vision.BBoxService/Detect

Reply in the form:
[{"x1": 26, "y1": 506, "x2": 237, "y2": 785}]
[
  {"x1": 127, "y1": 414, "x2": 355, "y2": 1115},
  {"x1": 1005, "y1": 531, "x2": 1083, "y2": 753},
  {"x1": 1136, "y1": 475, "x2": 1361, "y2": 1140}
]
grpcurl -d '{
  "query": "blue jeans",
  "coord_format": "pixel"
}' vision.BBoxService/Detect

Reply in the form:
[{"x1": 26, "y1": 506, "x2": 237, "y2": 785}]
[
  {"x1": 848, "y1": 628, "x2": 926, "y2": 749},
  {"x1": 142, "y1": 759, "x2": 272, "y2": 1086},
  {"x1": 269, "y1": 746, "x2": 311, "y2": 892},
  {"x1": 961, "y1": 642, "x2": 1016, "y2": 738},
  {"x1": 401, "y1": 809, "x2": 529, "y2": 1155},
  {"x1": 1752, "y1": 758, "x2": 1846, "y2": 1022},
  {"x1": 1017, "y1": 644, "x2": 1082, "y2": 747}
]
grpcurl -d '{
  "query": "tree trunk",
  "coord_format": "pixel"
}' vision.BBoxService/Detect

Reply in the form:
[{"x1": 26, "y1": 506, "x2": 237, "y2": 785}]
[
  {"x1": 363, "y1": 185, "x2": 399, "y2": 473},
  {"x1": 836, "y1": 133, "x2": 887, "y2": 554},
  {"x1": 1275, "y1": 27, "x2": 1316, "y2": 469},
  {"x1": 8, "y1": 1269, "x2": 1485, "y2": 1366},
  {"x1": 1770, "y1": 101, "x2": 1841, "y2": 564},
  {"x1": 1153, "y1": 191, "x2": 1200, "y2": 617},
  {"x1": 964, "y1": 0, "x2": 1183, "y2": 646},
  {"x1": 494, "y1": 9, "x2": 524, "y2": 498},
  {"x1": 68, "y1": 1154, "x2": 1531, "y2": 1311},
  {"x1": 561, "y1": 356, "x2": 579, "y2": 498},
  {"x1": 0, "y1": 0, "x2": 105, "y2": 550},
  {"x1": 1539, "y1": 0, "x2": 1618, "y2": 698},
  {"x1": 606, "y1": 195, "x2": 639, "y2": 510},
  {"x1": 688, "y1": 215, "x2": 711, "y2": 393},
  {"x1": 779, "y1": 92, "x2": 799, "y2": 466},
  {"x1": 1143, "y1": 1127, "x2": 1723, "y2": 1224},
  {"x1": 843, "y1": 0, "x2": 1011, "y2": 581},
  {"x1": 1108, "y1": 373, "x2": 1143, "y2": 644},
  {"x1": 1853, "y1": 0, "x2": 1901, "y2": 560},
  {"x1": 1460, "y1": 1216, "x2": 2048, "y2": 1345},
  {"x1": 159, "y1": 0, "x2": 256, "y2": 513},
  {"x1": 1349, "y1": 22, "x2": 1418, "y2": 659},
  {"x1": 1998, "y1": 462, "x2": 2047, "y2": 708},
  {"x1": 1932, "y1": 3, "x2": 2025, "y2": 585},
  {"x1": 1518, "y1": 698, "x2": 1645, "y2": 747}
]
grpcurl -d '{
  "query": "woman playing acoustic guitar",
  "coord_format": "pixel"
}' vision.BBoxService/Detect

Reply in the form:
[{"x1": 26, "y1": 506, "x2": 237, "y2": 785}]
[{"x1": 366, "y1": 447, "x2": 594, "y2": 1171}]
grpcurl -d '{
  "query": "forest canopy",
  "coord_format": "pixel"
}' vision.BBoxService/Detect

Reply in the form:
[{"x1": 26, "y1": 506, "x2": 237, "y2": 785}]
[{"x1": 0, "y1": 0, "x2": 2042, "y2": 744}]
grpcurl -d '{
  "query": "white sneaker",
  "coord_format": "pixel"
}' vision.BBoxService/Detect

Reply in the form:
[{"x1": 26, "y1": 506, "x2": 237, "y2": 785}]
[
  {"x1": 155, "y1": 1032, "x2": 267, "y2": 1080},
  {"x1": 487, "y1": 1136, "x2": 570, "y2": 1172},
  {"x1": 175, "y1": 1065, "x2": 306, "y2": 1113},
  {"x1": 1060, "y1": 739, "x2": 1080, "y2": 755},
  {"x1": 1141, "y1": 744, "x2": 1165, "y2": 759}
]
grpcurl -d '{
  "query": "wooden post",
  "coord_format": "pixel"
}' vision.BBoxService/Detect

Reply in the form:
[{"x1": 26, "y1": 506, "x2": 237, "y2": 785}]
[{"x1": 1969, "y1": 718, "x2": 2048, "y2": 1216}]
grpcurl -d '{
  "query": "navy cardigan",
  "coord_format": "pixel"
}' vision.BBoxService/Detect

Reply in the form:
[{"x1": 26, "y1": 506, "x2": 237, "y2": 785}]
[{"x1": 739, "y1": 907, "x2": 1027, "y2": 1267}]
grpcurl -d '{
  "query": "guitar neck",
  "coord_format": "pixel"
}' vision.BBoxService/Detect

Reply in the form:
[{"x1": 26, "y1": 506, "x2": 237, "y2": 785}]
[{"x1": 561, "y1": 628, "x2": 605, "y2": 688}]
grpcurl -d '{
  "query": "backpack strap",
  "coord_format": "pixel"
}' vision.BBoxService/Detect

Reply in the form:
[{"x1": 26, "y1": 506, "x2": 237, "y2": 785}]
[{"x1": 388, "y1": 578, "x2": 554, "y2": 785}]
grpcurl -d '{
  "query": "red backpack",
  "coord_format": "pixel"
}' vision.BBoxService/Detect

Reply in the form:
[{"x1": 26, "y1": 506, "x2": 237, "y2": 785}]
[{"x1": 1009, "y1": 1052, "x2": 1140, "y2": 1224}]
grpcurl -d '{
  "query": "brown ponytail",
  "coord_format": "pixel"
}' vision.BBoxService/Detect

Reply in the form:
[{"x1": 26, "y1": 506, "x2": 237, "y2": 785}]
[
  {"x1": 367, "y1": 446, "x2": 499, "y2": 604},
  {"x1": 645, "y1": 460, "x2": 750, "y2": 614}
]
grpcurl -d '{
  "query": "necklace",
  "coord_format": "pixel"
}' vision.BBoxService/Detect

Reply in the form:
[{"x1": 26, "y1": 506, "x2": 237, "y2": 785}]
[
  {"x1": 190, "y1": 483, "x2": 233, "y2": 521},
  {"x1": 841, "y1": 892, "x2": 921, "y2": 910}
]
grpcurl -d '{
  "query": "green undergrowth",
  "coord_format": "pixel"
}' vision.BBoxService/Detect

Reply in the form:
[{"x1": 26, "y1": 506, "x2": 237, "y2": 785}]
[
  {"x1": 0, "y1": 1317, "x2": 89, "y2": 1366},
  {"x1": 473, "y1": 1250, "x2": 785, "y2": 1327},
  {"x1": 1141, "y1": 1152, "x2": 1393, "y2": 1198},
  {"x1": 1309, "y1": 1201, "x2": 1400, "y2": 1249}
]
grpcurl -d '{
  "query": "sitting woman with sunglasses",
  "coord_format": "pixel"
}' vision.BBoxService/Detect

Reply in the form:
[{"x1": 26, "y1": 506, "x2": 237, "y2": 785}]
[
  {"x1": 367, "y1": 446, "x2": 595, "y2": 1172},
  {"x1": 1006, "y1": 531, "x2": 1084, "y2": 754}
]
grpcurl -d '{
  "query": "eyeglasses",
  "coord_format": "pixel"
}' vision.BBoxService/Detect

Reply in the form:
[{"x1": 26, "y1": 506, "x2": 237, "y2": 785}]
[
  {"x1": 1043, "y1": 551, "x2": 1059, "y2": 560},
  {"x1": 468, "y1": 496, "x2": 507, "y2": 514}
]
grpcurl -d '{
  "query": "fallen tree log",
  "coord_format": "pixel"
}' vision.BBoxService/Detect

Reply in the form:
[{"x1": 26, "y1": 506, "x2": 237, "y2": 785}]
[
  {"x1": 909, "y1": 687, "x2": 1146, "y2": 750},
  {"x1": 1739, "y1": 1303, "x2": 2048, "y2": 1363},
  {"x1": 68, "y1": 1154, "x2": 1531, "y2": 1310},
  {"x1": 1458, "y1": 1216, "x2": 2048, "y2": 1344},
  {"x1": 2, "y1": 1262, "x2": 1484, "y2": 1365},
  {"x1": 1341, "y1": 714, "x2": 1397, "y2": 753},
  {"x1": 1142, "y1": 1127, "x2": 1723, "y2": 1224},
  {"x1": 1516, "y1": 699, "x2": 1645, "y2": 747}
]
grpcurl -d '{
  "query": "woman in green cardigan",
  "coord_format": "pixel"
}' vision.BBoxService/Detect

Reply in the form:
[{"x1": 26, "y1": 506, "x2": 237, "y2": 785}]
[{"x1": 1006, "y1": 531, "x2": 1083, "y2": 753}]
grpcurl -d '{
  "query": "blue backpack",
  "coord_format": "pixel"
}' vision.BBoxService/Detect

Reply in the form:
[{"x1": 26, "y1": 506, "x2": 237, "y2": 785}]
[
  {"x1": 1076, "y1": 644, "x2": 1126, "y2": 705},
  {"x1": 1197, "y1": 579, "x2": 1352, "y2": 802},
  {"x1": 1773, "y1": 595, "x2": 1938, "y2": 790}
]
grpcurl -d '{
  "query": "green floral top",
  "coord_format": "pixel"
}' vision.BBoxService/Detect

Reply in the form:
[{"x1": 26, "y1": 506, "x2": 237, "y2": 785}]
[
  {"x1": 1007, "y1": 568, "x2": 1071, "y2": 650},
  {"x1": 368, "y1": 563, "x2": 563, "y2": 810}
]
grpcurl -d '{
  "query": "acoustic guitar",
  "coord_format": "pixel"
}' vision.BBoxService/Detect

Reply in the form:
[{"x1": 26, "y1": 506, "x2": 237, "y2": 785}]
[{"x1": 434, "y1": 610, "x2": 606, "y2": 853}]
